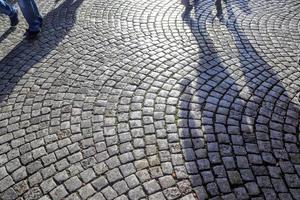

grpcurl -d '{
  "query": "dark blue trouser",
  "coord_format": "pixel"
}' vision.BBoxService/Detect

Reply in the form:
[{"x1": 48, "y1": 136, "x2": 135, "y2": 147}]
[
  {"x1": 0, "y1": 0, "x2": 16, "y2": 17},
  {"x1": 0, "y1": 0, "x2": 42, "y2": 31}
]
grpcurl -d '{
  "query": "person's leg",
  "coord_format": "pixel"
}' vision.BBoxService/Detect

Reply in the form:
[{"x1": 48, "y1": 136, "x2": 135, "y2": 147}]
[
  {"x1": 18, "y1": 0, "x2": 42, "y2": 32},
  {"x1": 0, "y1": 0, "x2": 16, "y2": 17},
  {"x1": 0, "y1": 0, "x2": 18, "y2": 26},
  {"x1": 215, "y1": 0, "x2": 223, "y2": 16}
]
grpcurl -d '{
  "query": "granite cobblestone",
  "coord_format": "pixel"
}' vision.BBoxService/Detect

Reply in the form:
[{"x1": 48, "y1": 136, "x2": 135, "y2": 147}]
[{"x1": 0, "y1": 0, "x2": 300, "y2": 199}]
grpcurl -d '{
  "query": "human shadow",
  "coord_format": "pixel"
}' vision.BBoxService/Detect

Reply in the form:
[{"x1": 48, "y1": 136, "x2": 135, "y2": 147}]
[
  {"x1": 0, "y1": 0, "x2": 84, "y2": 102},
  {"x1": 180, "y1": 2, "x2": 241, "y2": 198},
  {"x1": 223, "y1": 2, "x2": 300, "y2": 199},
  {"x1": 180, "y1": 0, "x2": 300, "y2": 199},
  {"x1": 215, "y1": 0, "x2": 251, "y2": 20},
  {"x1": 223, "y1": 0, "x2": 299, "y2": 126},
  {"x1": 0, "y1": 27, "x2": 16, "y2": 43},
  {"x1": 215, "y1": 0, "x2": 227, "y2": 18}
]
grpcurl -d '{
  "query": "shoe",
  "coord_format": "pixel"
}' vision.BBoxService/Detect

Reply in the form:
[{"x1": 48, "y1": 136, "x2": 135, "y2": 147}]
[
  {"x1": 24, "y1": 29, "x2": 40, "y2": 40},
  {"x1": 10, "y1": 12, "x2": 19, "y2": 27},
  {"x1": 39, "y1": 18, "x2": 43, "y2": 27}
]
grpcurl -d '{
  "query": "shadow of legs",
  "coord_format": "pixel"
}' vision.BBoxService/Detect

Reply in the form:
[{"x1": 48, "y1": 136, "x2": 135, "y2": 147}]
[{"x1": 0, "y1": 27, "x2": 16, "y2": 43}]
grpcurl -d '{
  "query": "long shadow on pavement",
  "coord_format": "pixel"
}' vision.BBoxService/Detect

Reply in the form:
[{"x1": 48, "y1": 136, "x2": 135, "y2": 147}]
[
  {"x1": 0, "y1": 27, "x2": 16, "y2": 43},
  {"x1": 0, "y1": 0, "x2": 84, "y2": 103},
  {"x1": 180, "y1": 0, "x2": 300, "y2": 199}
]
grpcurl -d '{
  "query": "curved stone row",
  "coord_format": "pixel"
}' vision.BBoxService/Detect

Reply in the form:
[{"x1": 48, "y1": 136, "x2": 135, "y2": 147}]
[
  {"x1": 0, "y1": 0, "x2": 299, "y2": 200},
  {"x1": 175, "y1": 0, "x2": 300, "y2": 199}
]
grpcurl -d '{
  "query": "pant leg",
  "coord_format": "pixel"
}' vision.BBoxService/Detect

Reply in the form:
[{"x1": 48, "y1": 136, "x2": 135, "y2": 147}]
[
  {"x1": 0, "y1": 0, "x2": 16, "y2": 17},
  {"x1": 18, "y1": 0, "x2": 42, "y2": 31},
  {"x1": 215, "y1": 0, "x2": 223, "y2": 15}
]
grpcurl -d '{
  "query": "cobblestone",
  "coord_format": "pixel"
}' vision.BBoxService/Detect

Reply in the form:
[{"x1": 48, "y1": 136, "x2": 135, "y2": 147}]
[
  {"x1": 159, "y1": 175, "x2": 176, "y2": 189},
  {"x1": 149, "y1": 192, "x2": 166, "y2": 200},
  {"x1": 113, "y1": 181, "x2": 129, "y2": 195},
  {"x1": 92, "y1": 176, "x2": 108, "y2": 191},
  {"x1": 40, "y1": 178, "x2": 56, "y2": 194},
  {"x1": 128, "y1": 186, "x2": 146, "y2": 200},
  {"x1": 80, "y1": 168, "x2": 96, "y2": 183},
  {"x1": 78, "y1": 184, "x2": 96, "y2": 199},
  {"x1": 49, "y1": 185, "x2": 68, "y2": 200},
  {"x1": 0, "y1": 0, "x2": 300, "y2": 199},
  {"x1": 125, "y1": 175, "x2": 140, "y2": 189},
  {"x1": 64, "y1": 176, "x2": 82, "y2": 192},
  {"x1": 143, "y1": 180, "x2": 161, "y2": 194},
  {"x1": 0, "y1": 176, "x2": 14, "y2": 192},
  {"x1": 163, "y1": 187, "x2": 181, "y2": 200}
]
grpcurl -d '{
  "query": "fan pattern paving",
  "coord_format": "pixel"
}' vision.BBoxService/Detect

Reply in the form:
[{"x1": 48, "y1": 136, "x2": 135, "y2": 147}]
[{"x1": 0, "y1": 0, "x2": 300, "y2": 199}]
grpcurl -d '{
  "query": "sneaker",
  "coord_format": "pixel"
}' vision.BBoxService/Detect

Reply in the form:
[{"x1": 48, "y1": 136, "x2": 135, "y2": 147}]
[
  {"x1": 24, "y1": 29, "x2": 40, "y2": 40},
  {"x1": 10, "y1": 12, "x2": 19, "y2": 27}
]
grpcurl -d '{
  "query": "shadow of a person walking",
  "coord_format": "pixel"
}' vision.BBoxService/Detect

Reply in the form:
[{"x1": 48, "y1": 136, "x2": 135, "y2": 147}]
[
  {"x1": 0, "y1": 27, "x2": 16, "y2": 43},
  {"x1": 215, "y1": 0, "x2": 226, "y2": 18},
  {"x1": 215, "y1": 0, "x2": 251, "y2": 20},
  {"x1": 180, "y1": 1, "x2": 242, "y2": 199},
  {"x1": 179, "y1": 0, "x2": 300, "y2": 199},
  {"x1": 0, "y1": 0, "x2": 84, "y2": 103}
]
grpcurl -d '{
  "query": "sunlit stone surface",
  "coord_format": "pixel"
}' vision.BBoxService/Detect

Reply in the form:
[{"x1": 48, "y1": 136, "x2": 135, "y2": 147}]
[{"x1": 0, "y1": 0, "x2": 300, "y2": 199}]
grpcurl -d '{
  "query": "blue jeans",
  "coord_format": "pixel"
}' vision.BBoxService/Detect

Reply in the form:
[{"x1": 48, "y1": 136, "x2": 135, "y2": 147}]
[
  {"x1": 18, "y1": 0, "x2": 42, "y2": 31},
  {"x1": 0, "y1": 0, "x2": 42, "y2": 31},
  {"x1": 0, "y1": 0, "x2": 16, "y2": 17}
]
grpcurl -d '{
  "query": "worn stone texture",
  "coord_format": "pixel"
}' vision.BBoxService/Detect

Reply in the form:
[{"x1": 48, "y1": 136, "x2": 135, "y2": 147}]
[{"x1": 0, "y1": 0, "x2": 300, "y2": 199}]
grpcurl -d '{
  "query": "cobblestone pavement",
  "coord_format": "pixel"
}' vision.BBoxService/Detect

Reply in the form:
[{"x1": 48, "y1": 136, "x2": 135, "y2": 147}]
[{"x1": 0, "y1": 0, "x2": 300, "y2": 199}]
